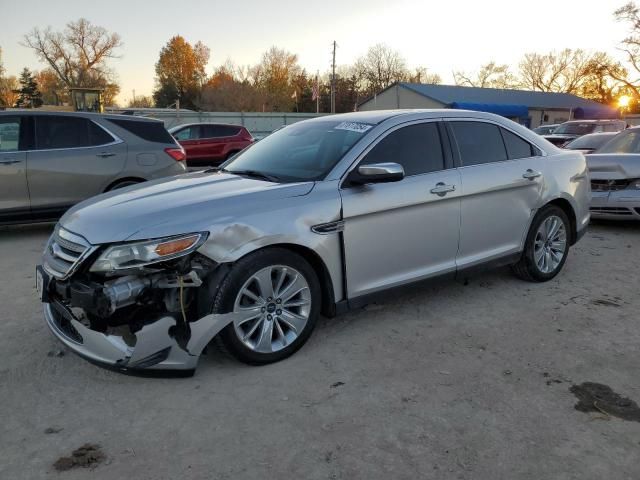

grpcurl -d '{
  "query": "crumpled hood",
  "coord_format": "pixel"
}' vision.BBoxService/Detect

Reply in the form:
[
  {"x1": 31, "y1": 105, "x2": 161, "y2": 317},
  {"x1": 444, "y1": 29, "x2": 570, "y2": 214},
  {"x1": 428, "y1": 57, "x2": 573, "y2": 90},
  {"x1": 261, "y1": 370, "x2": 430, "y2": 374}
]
[
  {"x1": 586, "y1": 154, "x2": 640, "y2": 180},
  {"x1": 60, "y1": 171, "x2": 315, "y2": 244}
]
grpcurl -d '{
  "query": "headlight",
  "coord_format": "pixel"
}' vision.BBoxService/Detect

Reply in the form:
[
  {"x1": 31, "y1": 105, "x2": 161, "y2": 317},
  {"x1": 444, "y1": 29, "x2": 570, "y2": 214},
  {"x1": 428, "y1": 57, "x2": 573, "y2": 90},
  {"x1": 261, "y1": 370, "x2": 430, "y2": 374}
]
[
  {"x1": 90, "y1": 233, "x2": 208, "y2": 272},
  {"x1": 629, "y1": 179, "x2": 640, "y2": 190}
]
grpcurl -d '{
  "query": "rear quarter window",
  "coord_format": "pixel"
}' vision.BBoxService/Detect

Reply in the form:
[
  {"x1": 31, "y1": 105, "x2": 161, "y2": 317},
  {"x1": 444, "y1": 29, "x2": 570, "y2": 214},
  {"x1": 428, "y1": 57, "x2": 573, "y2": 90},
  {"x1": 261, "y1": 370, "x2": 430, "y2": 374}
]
[{"x1": 107, "y1": 119, "x2": 175, "y2": 144}]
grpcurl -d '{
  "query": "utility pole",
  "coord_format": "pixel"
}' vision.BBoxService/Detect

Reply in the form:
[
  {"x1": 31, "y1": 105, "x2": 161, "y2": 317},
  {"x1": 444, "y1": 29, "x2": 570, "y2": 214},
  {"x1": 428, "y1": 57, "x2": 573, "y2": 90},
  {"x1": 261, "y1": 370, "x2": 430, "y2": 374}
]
[
  {"x1": 132, "y1": 89, "x2": 136, "y2": 105},
  {"x1": 331, "y1": 41, "x2": 337, "y2": 114}
]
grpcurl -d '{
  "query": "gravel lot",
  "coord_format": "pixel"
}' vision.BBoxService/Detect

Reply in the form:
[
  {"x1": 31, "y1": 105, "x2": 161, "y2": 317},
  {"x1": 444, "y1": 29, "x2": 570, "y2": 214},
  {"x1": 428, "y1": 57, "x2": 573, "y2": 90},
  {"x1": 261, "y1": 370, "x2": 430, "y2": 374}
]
[{"x1": 1, "y1": 221, "x2": 639, "y2": 479}]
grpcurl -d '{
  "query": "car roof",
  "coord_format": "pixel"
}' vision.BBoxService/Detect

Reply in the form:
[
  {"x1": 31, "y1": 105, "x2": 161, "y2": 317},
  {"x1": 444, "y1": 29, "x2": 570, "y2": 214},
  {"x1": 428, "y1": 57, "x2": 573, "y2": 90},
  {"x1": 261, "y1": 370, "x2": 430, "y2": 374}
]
[
  {"x1": 307, "y1": 108, "x2": 528, "y2": 125},
  {"x1": 0, "y1": 110, "x2": 163, "y2": 123}
]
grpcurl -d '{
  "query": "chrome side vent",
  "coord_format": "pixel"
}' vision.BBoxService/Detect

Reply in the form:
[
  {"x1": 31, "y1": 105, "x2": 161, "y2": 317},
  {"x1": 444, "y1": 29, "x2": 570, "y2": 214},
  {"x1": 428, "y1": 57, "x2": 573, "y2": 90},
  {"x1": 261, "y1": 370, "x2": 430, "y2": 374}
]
[
  {"x1": 43, "y1": 227, "x2": 95, "y2": 279},
  {"x1": 311, "y1": 220, "x2": 345, "y2": 235}
]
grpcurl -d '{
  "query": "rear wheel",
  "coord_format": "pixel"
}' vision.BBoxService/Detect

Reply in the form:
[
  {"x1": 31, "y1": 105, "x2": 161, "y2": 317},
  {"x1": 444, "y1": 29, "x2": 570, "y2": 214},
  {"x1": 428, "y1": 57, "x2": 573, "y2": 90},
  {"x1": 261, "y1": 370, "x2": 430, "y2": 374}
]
[
  {"x1": 215, "y1": 248, "x2": 321, "y2": 364},
  {"x1": 512, "y1": 205, "x2": 570, "y2": 282}
]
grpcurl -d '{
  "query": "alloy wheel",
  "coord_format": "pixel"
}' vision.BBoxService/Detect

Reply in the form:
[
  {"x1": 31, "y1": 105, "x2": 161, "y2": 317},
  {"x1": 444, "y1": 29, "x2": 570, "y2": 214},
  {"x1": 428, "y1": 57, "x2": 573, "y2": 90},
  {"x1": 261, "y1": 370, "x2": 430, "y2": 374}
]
[
  {"x1": 533, "y1": 215, "x2": 567, "y2": 274},
  {"x1": 232, "y1": 265, "x2": 312, "y2": 353}
]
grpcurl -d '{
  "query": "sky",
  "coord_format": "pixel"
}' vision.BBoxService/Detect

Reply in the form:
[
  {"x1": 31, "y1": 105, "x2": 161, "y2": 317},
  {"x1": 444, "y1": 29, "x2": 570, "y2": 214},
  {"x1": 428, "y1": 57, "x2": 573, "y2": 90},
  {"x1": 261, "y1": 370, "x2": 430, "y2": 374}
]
[{"x1": 0, "y1": 0, "x2": 627, "y2": 105}]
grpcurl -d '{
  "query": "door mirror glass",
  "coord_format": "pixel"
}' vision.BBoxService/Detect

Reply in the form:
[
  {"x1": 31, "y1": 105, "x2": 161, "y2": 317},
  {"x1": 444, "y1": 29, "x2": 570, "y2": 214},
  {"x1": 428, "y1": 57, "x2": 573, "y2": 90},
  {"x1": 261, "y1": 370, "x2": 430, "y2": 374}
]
[{"x1": 349, "y1": 162, "x2": 404, "y2": 185}]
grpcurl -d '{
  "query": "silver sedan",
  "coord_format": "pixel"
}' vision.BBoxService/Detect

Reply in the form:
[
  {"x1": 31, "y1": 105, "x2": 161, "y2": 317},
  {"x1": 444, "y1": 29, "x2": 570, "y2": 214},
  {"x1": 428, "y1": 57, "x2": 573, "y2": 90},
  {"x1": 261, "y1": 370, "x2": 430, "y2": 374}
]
[{"x1": 37, "y1": 109, "x2": 590, "y2": 375}]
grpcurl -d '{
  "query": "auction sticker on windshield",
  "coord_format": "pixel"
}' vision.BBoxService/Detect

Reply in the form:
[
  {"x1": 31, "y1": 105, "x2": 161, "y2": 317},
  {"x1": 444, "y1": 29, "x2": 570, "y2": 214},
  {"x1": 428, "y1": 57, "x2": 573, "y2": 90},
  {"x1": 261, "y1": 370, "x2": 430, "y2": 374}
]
[{"x1": 334, "y1": 122, "x2": 373, "y2": 133}]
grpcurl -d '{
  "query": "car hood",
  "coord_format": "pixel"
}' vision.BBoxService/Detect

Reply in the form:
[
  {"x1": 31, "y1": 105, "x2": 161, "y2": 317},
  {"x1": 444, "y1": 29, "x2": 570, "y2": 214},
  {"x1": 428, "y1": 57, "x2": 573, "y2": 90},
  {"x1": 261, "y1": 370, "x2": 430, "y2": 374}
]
[
  {"x1": 586, "y1": 153, "x2": 640, "y2": 180},
  {"x1": 60, "y1": 171, "x2": 315, "y2": 244}
]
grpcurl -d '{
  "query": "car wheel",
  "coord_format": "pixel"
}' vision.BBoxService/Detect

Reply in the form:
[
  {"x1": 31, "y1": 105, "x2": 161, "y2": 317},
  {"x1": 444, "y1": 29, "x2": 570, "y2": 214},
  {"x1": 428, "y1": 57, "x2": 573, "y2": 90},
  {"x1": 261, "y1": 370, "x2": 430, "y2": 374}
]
[
  {"x1": 214, "y1": 248, "x2": 321, "y2": 364},
  {"x1": 512, "y1": 205, "x2": 570, "y2": 282},
  {"x1": 107, "y1": 180, "x2": 141, "y2": 191}
]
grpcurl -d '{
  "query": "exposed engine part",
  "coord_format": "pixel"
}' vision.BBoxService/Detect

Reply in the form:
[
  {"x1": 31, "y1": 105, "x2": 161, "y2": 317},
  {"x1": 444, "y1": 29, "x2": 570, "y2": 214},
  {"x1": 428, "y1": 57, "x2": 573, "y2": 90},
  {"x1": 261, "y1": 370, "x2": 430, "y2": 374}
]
[{"x1": 103, "y1": 275, "x2": 151, "y2": 313}]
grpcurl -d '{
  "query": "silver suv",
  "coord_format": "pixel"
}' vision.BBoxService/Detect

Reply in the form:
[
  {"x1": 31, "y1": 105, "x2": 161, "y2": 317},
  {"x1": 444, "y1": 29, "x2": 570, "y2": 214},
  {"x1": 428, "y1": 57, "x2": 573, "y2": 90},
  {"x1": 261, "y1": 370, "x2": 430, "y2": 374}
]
[
  {"x1": 0, "y1": 111, "x2": 187, "y2": 224},
  {"x1": 37, "y1": 110, "x2": 590, "y2": 375}
]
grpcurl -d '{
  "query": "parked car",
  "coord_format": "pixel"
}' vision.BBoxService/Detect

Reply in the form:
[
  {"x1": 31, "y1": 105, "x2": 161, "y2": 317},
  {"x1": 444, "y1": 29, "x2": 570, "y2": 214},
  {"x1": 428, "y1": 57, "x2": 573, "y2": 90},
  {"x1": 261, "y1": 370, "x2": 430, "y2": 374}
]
[
  {"x1": 587, "y1": 126, "x2": 640, "y2": 220},
  {"x1": 562, "y1": 132, "x2": 618, "y2": 154},
  {"x1": 0, "y1": 111, "x2": 187, "y2": 225},
  {"x1": 168, "y1": 123, "x2": 254, "y2": 167},
  {"x1": 532, "y1": 124, "x2": 559, "y2": 135},
  {"x1": 37, "y1": 110, "x2": 590, "y2": 375},
  {"x1": 543, "y1": 119, "x2": 626, "y2": 146}
]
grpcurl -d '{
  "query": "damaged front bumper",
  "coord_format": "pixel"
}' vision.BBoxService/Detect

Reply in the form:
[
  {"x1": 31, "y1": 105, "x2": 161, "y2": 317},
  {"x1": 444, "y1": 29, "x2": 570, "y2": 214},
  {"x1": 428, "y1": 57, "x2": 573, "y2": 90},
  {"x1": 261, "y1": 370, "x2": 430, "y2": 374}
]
[{"x1": 39, "y1": 265, "x2": 242, "y2": 376}]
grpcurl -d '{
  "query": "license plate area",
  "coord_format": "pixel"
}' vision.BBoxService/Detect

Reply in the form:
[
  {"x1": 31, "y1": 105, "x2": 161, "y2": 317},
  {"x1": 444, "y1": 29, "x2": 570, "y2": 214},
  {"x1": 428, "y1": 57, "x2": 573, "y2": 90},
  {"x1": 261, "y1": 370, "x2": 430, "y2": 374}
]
[{"x1": 35, "y1": 266, "x2": 50, "y2": 302}]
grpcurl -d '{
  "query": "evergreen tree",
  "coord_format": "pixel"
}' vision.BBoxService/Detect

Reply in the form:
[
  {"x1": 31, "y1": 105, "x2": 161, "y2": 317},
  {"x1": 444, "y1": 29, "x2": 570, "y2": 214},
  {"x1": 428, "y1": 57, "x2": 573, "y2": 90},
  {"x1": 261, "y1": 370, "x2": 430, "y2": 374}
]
[{"x1": 15, "y1": 68, "x2": 43, "y2": 108}]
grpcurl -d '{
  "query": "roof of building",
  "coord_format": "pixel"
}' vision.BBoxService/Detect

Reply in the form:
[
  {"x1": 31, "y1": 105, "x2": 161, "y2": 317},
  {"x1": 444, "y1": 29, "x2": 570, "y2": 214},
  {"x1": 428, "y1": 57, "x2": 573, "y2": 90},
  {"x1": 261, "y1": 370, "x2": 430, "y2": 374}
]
[{"x1": 394, "y1": 83, "x2": 611, "y2": 110}]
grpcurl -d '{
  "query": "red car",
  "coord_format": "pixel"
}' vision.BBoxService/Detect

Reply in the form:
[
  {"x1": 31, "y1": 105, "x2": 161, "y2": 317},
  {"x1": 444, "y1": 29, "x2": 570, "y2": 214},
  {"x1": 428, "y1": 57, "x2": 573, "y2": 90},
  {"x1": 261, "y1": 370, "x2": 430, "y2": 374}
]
[{"x1": 168, "y1": 123, "x2": 254, "y2": 166}]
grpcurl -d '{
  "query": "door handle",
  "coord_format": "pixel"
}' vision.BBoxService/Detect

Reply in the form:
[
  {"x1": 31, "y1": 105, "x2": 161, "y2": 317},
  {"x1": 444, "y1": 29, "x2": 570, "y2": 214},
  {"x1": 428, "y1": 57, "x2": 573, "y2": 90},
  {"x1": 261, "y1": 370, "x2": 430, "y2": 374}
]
[
  {"x1": 523, "y1": 169, "x2": 542, "y2": 180},
  {"x1": 96, "y1": 152, "x2": 116, "y2": 158},
  {"x1": 0, "y1": 158, "x2": 21, "y2": 165},
  {"x1": 430, "y1": 182, "x2": 456, "y2": 196}
]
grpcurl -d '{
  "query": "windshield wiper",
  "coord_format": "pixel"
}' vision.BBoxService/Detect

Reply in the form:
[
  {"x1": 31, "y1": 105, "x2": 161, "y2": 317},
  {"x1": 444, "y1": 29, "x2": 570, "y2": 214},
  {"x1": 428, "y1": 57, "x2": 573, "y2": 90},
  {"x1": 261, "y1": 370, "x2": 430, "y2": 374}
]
[{"x1": 221, "y1": 169, "x2": 281, "y2": 183}]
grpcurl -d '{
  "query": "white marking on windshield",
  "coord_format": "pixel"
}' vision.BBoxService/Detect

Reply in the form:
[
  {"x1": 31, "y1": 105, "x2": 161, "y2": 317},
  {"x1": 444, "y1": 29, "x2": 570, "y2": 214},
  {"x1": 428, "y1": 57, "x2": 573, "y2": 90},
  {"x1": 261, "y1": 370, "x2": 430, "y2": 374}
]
[{"x1": 334, "y1": 122, "x2": 373, "y2": 133}]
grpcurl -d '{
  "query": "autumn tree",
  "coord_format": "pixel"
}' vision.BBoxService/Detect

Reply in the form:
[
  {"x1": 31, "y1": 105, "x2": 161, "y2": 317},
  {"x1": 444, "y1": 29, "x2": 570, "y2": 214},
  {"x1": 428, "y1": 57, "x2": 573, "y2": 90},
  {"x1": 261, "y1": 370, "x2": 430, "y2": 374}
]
[
  {"x1": 454, "y1": 62, "x2": 519, "y2": 89},
  {"x1": 0, "y1": 76, "x2": 19, "y2": 108},
  {"x1": 15, "y1": 68, "x2": 43, "y2": 108},
  {"x1": 22, "y1": 18, "x2": 122, "y2": 93},
  {"x1": 407, "y1": 67, "x2": 441, "y2": 85},
  {"x1": 36, "y1": 68, "x2": 68, "y2": 105},
  {"x1": 253, "y1": 47, "x2": 301, "y2": 111},
  {"x1": 153, "y1": 36, "x2": 209, "y2": 109}
]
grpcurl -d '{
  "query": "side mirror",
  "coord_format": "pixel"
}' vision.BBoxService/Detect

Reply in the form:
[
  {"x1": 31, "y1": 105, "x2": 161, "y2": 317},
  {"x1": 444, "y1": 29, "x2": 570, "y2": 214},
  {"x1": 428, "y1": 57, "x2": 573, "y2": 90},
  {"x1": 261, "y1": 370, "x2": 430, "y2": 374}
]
[{"x1": 348, "y1": 162, "x2": 405, "y2": 186}]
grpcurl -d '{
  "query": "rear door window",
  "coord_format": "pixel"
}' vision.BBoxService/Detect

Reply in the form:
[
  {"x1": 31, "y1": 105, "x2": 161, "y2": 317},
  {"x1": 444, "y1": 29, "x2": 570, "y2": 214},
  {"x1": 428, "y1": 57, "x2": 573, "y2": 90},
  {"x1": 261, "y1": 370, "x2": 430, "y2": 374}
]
[
  {"x1": 35, "y1": 116, "x2": 90, "y2": 150},
  {"x1": 202, "y1": 125, "x2": 241, "y2": 138},
  {"x1": 450, "y1": 121, "x2": 508, "y2": 166},
  {"x1": 0, "y1": 116, "x2": 22, "y2": 152},
  {"x1": 88, "y1": 122, "x2": 115, "y2": 146},
  {"x1": 173, "y1": 126, "x2": 201, "y2": 141},
  {"x1": 360, "y1": 122, "x2": 445, "y2": 176}
]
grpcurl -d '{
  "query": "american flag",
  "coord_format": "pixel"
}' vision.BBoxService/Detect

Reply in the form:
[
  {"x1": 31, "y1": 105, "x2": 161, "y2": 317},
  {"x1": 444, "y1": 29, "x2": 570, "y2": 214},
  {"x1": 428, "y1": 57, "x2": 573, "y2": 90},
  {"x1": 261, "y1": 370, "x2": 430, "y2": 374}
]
[{"x1": 311, "y1": 76, "x2": 320, "y2": 101}]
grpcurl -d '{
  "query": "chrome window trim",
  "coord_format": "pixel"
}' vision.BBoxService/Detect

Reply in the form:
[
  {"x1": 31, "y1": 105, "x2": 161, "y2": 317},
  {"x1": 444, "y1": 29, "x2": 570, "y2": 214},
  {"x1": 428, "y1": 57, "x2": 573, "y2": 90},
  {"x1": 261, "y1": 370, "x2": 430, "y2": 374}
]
[
  {"x1": 338, "y1": 118, "x2": 449, "y2": 188},
  {"x1": 28, "y1": 117, "x2": 124, "y2": 154}
]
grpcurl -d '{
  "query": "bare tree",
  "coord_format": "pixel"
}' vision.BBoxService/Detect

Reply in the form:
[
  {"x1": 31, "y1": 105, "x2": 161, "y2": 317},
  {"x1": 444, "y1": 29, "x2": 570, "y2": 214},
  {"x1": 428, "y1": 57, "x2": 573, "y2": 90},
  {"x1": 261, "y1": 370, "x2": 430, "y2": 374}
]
[
  {"x1": 22, "y1": 18, "x2": 122, "y2": 88},
  {"x1": 519, "y1": 49, "x2": 599, "y2": 93},
  {"x1": 453, "y1": 62, "x2": 518, "y2": 89},
  {"x1": 607, "y1": 2, "x2": 640, "y2": 98},
  {"x1": 408, "y1": 67, "x2": 441, "y2": 85},
  {"x1": 355, "y1": 44, "x2": 408, "y2": 95}
]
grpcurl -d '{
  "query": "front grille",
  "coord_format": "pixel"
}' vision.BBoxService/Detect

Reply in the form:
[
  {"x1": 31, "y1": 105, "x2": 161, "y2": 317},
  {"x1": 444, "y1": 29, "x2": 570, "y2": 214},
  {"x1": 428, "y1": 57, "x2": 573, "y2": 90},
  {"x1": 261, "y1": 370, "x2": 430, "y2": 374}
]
[
  {"x1": 43, "y1": 227, "x2": 93, "y2": 279},
  {"x1": 591, "y1": 179, "x2": 629, "y2": 192},
  {"x1": 590, "y1": 207, "x2": 633, "y2": 215}
]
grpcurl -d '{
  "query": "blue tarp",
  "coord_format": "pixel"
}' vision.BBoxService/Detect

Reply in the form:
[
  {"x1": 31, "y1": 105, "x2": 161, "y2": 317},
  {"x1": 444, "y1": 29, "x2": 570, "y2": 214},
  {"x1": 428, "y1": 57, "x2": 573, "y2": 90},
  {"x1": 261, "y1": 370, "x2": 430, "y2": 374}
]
[
  {"x1": 450, "y1": 102, "x2": 529, "y2": 118},
  {"x1": 573, "y1": 106, "x2": 619, "y2": 119}
]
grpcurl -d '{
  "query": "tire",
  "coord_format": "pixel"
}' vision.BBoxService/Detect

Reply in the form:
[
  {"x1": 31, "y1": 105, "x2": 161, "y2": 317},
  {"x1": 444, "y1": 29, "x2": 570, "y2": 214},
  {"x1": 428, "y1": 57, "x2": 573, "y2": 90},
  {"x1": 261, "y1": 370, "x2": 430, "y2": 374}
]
[
  {"x1": 512, "y1": 205, "x2": 571, "y2": 282},
  {"x1": 107, "y1": 179, "x2": 141, "y2": 191},
  {"x1": 214, "y1": 248, "x2": 321, "y2": 365}
]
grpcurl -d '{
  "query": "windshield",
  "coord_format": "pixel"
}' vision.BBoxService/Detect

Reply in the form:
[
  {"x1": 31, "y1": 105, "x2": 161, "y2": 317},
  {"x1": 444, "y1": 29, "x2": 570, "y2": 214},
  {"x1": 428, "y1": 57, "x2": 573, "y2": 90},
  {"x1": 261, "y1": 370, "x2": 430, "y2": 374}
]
[
  {"x1": 553, "y1": 123, "x2": 596, "y2": 135},
  {"x1": 565, "y1": 134, "x2": 615, "y2": 150},
  {"x1": 597, "y1": 129, "x2": 640, "y2": 154},
  {"x1": 222, "y1": 120, "x2": 372, "y2": 182}
]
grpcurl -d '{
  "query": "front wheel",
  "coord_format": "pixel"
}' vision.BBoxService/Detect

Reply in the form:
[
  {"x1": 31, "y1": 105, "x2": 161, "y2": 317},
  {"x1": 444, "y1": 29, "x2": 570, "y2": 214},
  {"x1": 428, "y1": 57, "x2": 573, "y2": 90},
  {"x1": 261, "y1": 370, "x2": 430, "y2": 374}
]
[
  {"x1": 215, "y1": 248, "x2": 321, "y2": 364},
  {"x1": 512, "y1": 205, "x2": 570, "y2": 282}
]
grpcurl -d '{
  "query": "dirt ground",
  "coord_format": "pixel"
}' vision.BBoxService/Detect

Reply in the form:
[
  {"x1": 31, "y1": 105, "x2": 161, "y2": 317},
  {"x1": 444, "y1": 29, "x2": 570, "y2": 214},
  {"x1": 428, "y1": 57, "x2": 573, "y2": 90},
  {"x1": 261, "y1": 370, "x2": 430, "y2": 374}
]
[{"x1": 1, "y1": 221, "x2": 639, "y2": 479}]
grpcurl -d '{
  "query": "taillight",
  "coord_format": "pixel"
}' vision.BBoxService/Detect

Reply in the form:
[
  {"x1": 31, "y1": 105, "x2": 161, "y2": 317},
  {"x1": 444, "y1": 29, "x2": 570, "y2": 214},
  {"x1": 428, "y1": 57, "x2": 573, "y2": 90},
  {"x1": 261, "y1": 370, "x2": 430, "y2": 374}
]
[{"x1": 165, "y1": 147, "x2": 186, "y2": 162}]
